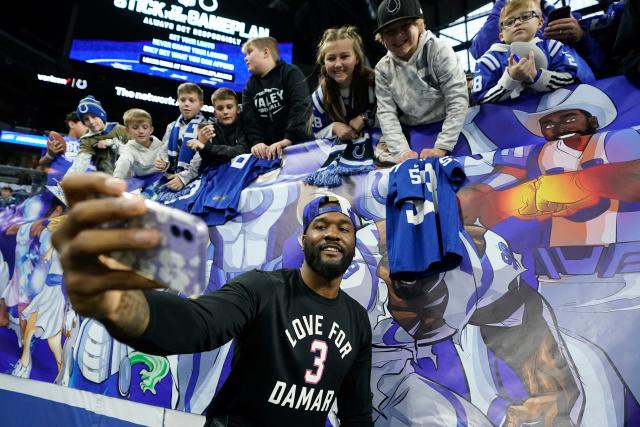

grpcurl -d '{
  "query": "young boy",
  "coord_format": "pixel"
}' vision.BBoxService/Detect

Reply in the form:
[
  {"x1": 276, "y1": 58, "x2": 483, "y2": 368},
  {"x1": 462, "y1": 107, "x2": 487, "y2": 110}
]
[
  {"x1": 374, "y1": 0, "x2": 469, "y2": 162},
  {"x1": 159, "y1": 82, "x2": 208, "y2": 191},
  {"x1": 0, "y1": 187, "x2": 17, "y2": 209},
  {"x1": 471, "y1": 0, "x2": 580, "y2": 104},
  {"x1": 65, "y1": 96, "x2": 129, "y2": 176},
  {"x1": 112, "y1": 109, "x2": 165, "y2": 179},
  {"x1": 65, "y1": 112, "x2": 89, "y2": 140},
  {"x1": 188, "y1": 87, "x2": 250, "y2": 171},
  {"x1": 241, "y1": 37, "x2": 311, "y2": 160},
  {"x1": 39, "y1": 112, "x2": 87, "y2": 168}
]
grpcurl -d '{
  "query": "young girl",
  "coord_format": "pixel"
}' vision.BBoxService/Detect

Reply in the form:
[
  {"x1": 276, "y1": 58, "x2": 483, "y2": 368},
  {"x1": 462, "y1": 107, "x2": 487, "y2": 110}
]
[
  {"x1": 306, "y1": 26, "x2": 377, "y2": 187},
  {"x1": 310, "y1": 26, "x2": 376, "y2": 140}
]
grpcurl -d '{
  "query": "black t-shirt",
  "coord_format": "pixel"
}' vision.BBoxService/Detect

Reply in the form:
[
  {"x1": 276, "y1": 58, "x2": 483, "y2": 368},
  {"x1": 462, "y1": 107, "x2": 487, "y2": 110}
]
[{"x1": 130, "y1": 269, "x2": 372, "y2": 426}]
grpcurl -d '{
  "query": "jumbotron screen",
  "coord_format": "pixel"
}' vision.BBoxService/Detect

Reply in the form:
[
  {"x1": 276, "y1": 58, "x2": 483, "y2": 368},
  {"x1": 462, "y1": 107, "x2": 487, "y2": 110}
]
[{"x1": 68, "y1": 1, "x2": 293, "y2": 92}]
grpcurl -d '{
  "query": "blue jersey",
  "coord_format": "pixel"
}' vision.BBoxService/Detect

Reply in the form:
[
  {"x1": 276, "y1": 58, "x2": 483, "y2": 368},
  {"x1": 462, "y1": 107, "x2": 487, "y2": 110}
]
[
  {"x1": 386, "y1": 156, "x2": 466, "y2": 280},
  {"x1": 191, "y1": 154, "x2": 281, "y2": 225},
  {"x1": 310, "y1": 85, "x2": 376, "y2": 139},
  {"x1": 471, "y1": 38, "x2": 580, "y2": 104}
]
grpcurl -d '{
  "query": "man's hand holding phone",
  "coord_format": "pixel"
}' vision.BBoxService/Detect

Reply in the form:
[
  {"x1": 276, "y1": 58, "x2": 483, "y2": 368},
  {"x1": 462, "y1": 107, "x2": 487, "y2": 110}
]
[
  {"x1": 52, "y1": 173, "x2": 209, "y2": 340},
  {"x1": 52, "y1": 173, "x2": 161, "y2": 337}
]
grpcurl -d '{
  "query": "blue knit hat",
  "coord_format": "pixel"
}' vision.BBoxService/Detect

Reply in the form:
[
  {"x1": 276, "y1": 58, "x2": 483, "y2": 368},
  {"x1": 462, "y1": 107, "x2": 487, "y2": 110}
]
[
  {"x1": 302, "y1": 195, "x2": 358, "y2": 233},
  {"x1": 76, "y1": 95, "x2": 107, "y2": 123}
]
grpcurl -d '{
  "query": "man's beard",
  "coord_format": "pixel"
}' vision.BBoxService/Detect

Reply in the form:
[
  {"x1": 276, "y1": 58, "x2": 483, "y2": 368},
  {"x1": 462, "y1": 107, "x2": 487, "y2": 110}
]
[{"x1": 303, "y1": 241, "x2": 355, "y2": 281}]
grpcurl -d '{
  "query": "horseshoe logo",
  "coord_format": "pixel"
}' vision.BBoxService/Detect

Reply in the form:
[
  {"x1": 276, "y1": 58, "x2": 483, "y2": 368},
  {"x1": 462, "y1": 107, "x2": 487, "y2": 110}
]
[
  {"x1": 352, "y1": 144, "x2": 366, "y2": 160},
  {"x1": 386, "y1": 0, "x2": 401, "y2": 15}
]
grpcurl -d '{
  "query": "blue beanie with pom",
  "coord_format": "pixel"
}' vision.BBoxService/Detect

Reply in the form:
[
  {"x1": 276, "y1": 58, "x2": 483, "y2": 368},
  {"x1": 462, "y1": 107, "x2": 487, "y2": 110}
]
[{"x1": 76, "y1": 95, "x2": 107, "y2": 123}]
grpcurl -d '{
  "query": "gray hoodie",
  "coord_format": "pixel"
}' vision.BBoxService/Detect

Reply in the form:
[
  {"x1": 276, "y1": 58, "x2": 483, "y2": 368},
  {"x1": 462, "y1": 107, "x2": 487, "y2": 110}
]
[
  {"x1": 112, "y1": 136, "x2": 166, "y2": 179},
  {"x1": 375, "y1": 30, "x2": 468, "y2": 159}
]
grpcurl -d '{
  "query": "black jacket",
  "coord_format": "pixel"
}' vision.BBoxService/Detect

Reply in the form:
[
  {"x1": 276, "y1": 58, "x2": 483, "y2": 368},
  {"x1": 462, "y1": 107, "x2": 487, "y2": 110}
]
[{"x1": 199, "y1": 116, "x2": 250, "y2": 172}]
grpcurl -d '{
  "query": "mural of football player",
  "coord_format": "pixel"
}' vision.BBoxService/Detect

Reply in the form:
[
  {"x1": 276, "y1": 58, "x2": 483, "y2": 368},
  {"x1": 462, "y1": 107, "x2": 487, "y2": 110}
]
[
  {"x1": 308, "y1": 164, "x2": 633, "y2": 426},
  {"x1": 286, "y1": 178, "x2": 584, "y2": 426},
  {"x1": 457, "y1": 84, "x2": 640, "y2": 416}
]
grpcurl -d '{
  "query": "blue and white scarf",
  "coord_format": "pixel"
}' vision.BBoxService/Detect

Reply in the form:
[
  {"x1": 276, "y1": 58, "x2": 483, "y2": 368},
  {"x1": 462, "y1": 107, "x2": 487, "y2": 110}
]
[
  {"x1": 167, "y1": 114, "x2": 206, "y2": 174},
  {"x1": 304, "y1": 133, "x2": 374, "y2": 188}
]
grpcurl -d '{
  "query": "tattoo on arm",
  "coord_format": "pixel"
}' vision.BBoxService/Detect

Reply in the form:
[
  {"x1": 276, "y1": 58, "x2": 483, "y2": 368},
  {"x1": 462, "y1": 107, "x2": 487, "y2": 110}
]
[{"x1": 102, "y1": 290, "x2": 150, "y2": 342}]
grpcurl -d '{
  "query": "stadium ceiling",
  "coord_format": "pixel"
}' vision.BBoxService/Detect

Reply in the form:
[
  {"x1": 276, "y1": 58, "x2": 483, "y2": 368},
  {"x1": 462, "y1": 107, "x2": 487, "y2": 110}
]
[
  {"x1": 2, "y1": 1, "x2": 492, "y2": 71},
  {"x1": 253, "y1": 0, "x2": 493, "y2": 31}
]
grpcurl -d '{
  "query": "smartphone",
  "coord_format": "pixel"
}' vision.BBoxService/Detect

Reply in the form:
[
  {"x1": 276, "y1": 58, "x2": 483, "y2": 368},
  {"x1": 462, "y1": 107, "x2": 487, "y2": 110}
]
[
  {"x1": 103, "y1": 193, "x2": 209, "y2": 296},
  {"x1": 547, "y1": 6, "x2": 571, "y2": 22}
]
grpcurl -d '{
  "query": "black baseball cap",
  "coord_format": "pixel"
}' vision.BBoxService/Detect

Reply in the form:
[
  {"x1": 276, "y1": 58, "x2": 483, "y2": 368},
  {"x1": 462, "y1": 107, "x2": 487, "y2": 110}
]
[{"x1": 375, "y1": 0, "x2": 424, "y2": 35}]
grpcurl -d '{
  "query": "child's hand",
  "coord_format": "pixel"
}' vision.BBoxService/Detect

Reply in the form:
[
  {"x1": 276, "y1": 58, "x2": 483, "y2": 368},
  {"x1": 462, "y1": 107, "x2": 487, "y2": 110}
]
[
  {"x1": 251, "y1": 143, "x2": 269, "y2": 159},
  {"x1": 47, "y1": 131, "x2": 66, "y2": 155},
  {"x1": 166, "y1": 175, "x2": 184, "y2": 191},
  {"x1": 507, "y1": 51, "x2": 537, "y2": 82},
  {"x1": 420, "y1": 148, "x2": 448, "y2": 159},
  {"x1": 96, "y1": 139, "x2": 111, "y2": 149},
  {"x1": 187, "y1": 139, "x2": 205, "y2": 151},
  {"x1": 348, "y1": 115, "x2": 365, "y2": 133},
  {"x1": 154, "y1": 158, "x2": 168, "y2": 171},
  {"x1": 266, "y1": 139, "x2": 292, "y2": 160},
  {"x1": 334, "y1": 123, "x2": 358, "y2": 140},
  {"x1": 398, "y1": 150, "x2": 419, "y2": 163},
  {"x1": 197, "y1": 124, "x2": 215, "y2": 143}
]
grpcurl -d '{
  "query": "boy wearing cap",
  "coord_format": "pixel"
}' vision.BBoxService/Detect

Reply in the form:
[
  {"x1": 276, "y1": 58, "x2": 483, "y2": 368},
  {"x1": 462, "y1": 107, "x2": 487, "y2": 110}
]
[
  {"x1": 374, "y1": 0, "x2": 469, "y2": 163},
  {"x1": 53, "y1": 177, "x2": 373, "y2": 426},
  {"x1": 65, "y1": 95, "x2": 128, "y2": 176},
  {"x1": 470, "y1": 0, "x2": 581, "y2": 105}
]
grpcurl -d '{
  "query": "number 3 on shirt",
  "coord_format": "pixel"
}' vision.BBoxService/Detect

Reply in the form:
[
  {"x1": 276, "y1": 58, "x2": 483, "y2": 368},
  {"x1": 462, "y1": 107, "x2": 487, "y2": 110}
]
[{"x1": 304, "y1": 339, "x2": 328, "y2": 384}]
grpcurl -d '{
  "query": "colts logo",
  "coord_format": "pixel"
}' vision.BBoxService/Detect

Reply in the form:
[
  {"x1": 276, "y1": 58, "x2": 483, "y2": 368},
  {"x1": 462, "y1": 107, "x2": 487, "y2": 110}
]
[
  {"x1": 386, "y1": 0, "x2": 401, "y2": 15},
  {"x1": 498, "y1": 241, "x2": 521, "y2": 271},
  {"x1": 351, "y1": 135, "x2": 369, "y2": 160}
]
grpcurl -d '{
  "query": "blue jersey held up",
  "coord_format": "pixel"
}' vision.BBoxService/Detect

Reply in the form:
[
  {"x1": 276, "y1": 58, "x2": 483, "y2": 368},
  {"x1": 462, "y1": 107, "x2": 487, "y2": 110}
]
[{"x1": 386, "y1": 156, "x2": 466, "y2": 281}]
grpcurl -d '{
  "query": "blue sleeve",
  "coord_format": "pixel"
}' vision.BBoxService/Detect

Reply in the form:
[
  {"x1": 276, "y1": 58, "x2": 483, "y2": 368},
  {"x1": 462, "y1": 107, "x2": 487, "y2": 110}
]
[
  {"x1": 392, "y1": 161, "x2": 427, "y2": 204},
  {"x1": 310, "y1": 87, "x2": 335, "y2": 139},
  {"x1": 547, "y1": 40, "x2": 580, "y2": 76},
  {"x1": 528, "y1": 40, "x2": 579, "y2": 92},
  {"x1": 471, "y1": 50, "x2": 516, "y2": 104},
  {"x1": 469, "y1": 0, "x2": 505, "y2": 60},
  {"x1": 437, "y1": 156, "x2": 466, "y2": 191}
]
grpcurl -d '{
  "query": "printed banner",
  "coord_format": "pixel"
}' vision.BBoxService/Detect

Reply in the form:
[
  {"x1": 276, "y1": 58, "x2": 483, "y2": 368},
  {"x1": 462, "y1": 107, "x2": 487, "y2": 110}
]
[{"x1": 1, "y1": 76, "x2": 639, "y2": 425}]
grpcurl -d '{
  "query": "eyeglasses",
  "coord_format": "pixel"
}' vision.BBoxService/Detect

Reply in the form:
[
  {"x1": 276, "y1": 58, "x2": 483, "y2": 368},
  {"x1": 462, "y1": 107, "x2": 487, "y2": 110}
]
[{"x1": 501, "y1": 11, "x2": 539, "y2": 29}]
